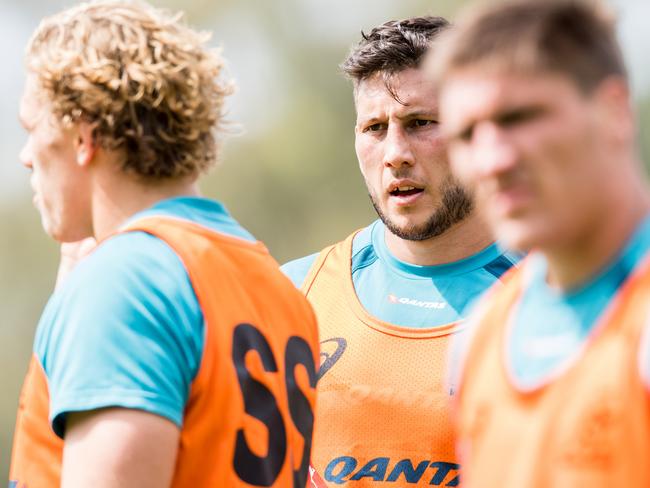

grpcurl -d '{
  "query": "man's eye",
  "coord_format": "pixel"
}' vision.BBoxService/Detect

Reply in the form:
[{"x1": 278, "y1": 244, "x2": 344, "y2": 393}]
[
  {"x1": 365, "y1": 123, "x2": 386, "y2": 132},
  {"x1": 412, "y1": 119, "x2": 435, "y2": 128},
  {"x1": 497, "y1": 107, "x2": 544, "y2": 128},
  {"x1": 458, "y1": 126, "x2": 474, "y2": 142}
]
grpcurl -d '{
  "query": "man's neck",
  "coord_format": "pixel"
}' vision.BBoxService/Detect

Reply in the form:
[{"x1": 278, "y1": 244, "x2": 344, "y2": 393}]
[
  {"x1": 90, "y1": 168, "x2": 200, "y2": 241},
  {"x1": 384, "y1": 212, "x2": 495, "y2": 266},
  {"x1": 545, "y1": 177, "x2": 650, "y2": 291}
]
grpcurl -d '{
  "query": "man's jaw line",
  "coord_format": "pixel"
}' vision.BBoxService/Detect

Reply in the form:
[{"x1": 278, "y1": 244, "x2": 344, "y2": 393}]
[{"x1": 383, "y1": 212, "x2": 492, "y2": 266}]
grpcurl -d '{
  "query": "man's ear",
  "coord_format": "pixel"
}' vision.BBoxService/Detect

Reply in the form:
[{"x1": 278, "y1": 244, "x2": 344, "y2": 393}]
[
  {"x1": 75, "y1": 123, "x2": 98, "y2": 167},
  {"x1": 594, "y1": 76, "x2": 633, "y2": 146}
]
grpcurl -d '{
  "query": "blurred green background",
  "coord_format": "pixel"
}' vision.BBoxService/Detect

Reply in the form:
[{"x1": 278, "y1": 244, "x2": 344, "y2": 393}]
[{"x1": 1, "y1": 0, "x2": 649, "y2": 475}]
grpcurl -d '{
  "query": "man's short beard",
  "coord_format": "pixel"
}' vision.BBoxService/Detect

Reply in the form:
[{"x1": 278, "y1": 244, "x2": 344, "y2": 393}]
[{"x1": 370, "y1": 180, "x2": 474, "y2": 242}]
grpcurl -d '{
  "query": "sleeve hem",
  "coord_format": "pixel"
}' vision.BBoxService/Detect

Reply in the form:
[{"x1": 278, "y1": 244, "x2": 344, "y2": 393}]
[{"x1": 51, "y1": 390, "x2": 183, "y2": 439}]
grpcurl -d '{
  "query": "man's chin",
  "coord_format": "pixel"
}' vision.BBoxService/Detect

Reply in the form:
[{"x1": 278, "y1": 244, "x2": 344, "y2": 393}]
[
  {"x1": 370, "y1": 186, "x2": 474, "y2": 242},
  {"x1": 40, "y1": 216, "x2": 59, "y2": 241},
  {"x1": 42, "y1": 220, "x2": 90, "y2": 244},
  {"x1": 493, "y1": 221, "x2": 541, "y2": 253},
  {"x1": 382, "y1": 217, "x2": 443, "y2": 242}
]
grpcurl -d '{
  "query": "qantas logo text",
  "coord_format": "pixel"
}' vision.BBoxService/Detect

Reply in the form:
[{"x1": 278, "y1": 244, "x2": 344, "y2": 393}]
[
  {"x1": 388, "y1": 294, "x2": 446, "y2": 310},
  {"x1": 323, "y1": 456, "x2": 459, "y2": 486}
]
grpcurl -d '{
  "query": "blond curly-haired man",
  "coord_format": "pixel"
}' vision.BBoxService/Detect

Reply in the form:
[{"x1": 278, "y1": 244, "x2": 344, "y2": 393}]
[{"x1": 10, "y1": 2, "x2": 319, "y2": 486}]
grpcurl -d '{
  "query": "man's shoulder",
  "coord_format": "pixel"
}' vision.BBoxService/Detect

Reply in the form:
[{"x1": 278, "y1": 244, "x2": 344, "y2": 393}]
[
  {"x1": 37, "y1": 228, "x2": 205, "y2": 438},
  {"x1": 54, "y1": 230, "x2": 192, "y2": 317},
  {"x1": 281, "y1": 224, "x2": 375, "y2": 289},
  {"x1": 38, "y1": 228, "x2": 202, "y2": 361},
  {"x1": 281, "y1": 252, "x2": 322, "y2": 289},
  {"x1": 83, "y1": 230, "x2": 183, "y2": 279}
]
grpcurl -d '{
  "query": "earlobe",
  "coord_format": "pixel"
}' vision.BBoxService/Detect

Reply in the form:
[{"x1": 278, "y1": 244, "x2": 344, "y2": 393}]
[
  {"x1": 77, "y1": 137, "x2": 87, "y2": 166},
  {"x1": 77, "y1": 147, "x2": 90, "y2": 166},
  {"x1": 75, "y1": 123, "x2": 98, "y2": 167}
]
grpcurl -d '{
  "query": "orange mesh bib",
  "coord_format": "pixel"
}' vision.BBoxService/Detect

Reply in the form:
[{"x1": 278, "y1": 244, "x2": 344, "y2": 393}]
[
  {"x1": 304, "y1": 231, "x2": 461, "y2": 487},
  {"x1": 458, "y1": 259, "x2": 650, "y2": 488},
  {"x1": 10, "y1": 216, "x2": 320, "y2": 487},
  {"x1": 10, "y1": 357, "x2": 62, "y2": 487}
]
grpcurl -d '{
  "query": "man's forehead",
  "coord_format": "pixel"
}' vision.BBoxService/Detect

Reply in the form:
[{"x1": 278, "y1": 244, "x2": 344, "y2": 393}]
[
  {"x1": 442, "y1": 73, "x2": 504, "y2": 117},
  {"x1": 19, "y1": 87, "x2": 37, "y2": 127},
  {"x1": 442, "y1": 69, "x2": 567, "y2": 121},
  {"x1": 20, "y1": 75, "x2": 42, "y2": 114},
  {"x1": 20, "y1": 74, "x2": 51, "y2": 124},
  {"x1": 355, "y1": 69, "x2": 439, "y2": 115}
]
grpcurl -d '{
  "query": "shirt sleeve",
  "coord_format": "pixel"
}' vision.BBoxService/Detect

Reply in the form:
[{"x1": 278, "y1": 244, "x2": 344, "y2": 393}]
[
  {"x1": 34, "y1": 231, "x2": 204, "y2": 438},
  {"x1": 281, "y1": 253, "x2": 319, "y2": 288}
]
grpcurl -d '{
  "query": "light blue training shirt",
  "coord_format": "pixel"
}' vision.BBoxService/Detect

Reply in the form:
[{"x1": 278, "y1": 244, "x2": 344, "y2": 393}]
[
  {"x1": 509, "y1": 214, "x2": 650, "y2": 390},
  {"x1": 282, "y1": 219, "x2": 518, "y2": 328},
  {"x1": 34, "y1": 196, "x2": 255, "y2": 437}
]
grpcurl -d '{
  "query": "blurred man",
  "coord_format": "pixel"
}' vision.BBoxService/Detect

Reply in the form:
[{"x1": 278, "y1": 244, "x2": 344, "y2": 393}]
[
  {"x1": 283, "y1": 17, "x2": 517, "y2": 487},
  {"x1": 435, "y1": 0, "x2": 650, "y2": 486},
  {"x1": 10, "y1": 2, "x2": 318, "y2": 487}
]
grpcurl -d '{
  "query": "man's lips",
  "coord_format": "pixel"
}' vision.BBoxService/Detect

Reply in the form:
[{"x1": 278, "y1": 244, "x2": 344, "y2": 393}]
[
  {"x1": 387, "y1": 180, "x2": 424, "y2": 196},
  {"x1": 491, "y1": 185, "x2": 532, "y2": 216},
  {"x1": 387, "y1": 180, "x2": 425, "y2": 205}
]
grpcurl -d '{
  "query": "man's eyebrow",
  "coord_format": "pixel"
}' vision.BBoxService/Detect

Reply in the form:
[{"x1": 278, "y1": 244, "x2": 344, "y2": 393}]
[
  {"x1": 356, "y1": 115, "x2": 384, "y2": 126},
  {"x1": 493, "y1": 105, "x2": 547, "y2": 125},
  {"x1": 357, "y1": 109, "x2": 439, "y2": 125},
  {"x1": 396, "y1": 110, "x2": 439, "y2": 120},
  {"x1": 444, "y1": 104, "x2": 548, "y2": 143}
]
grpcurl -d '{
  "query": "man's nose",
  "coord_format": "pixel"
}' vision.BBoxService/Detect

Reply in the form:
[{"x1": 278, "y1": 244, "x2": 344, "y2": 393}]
[
  {"x1": 383, "y1": 126, "x2": 414, "y2": 169},
  {"x1": 472, "y1": 122, "x2": 519, "y2": 177},
  {"x1": 19, "y1": 142, "x2": 33, "y2": 170}
]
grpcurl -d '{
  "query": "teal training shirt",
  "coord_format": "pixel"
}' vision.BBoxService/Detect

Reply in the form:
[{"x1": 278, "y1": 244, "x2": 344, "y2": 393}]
[
  {"x1": 34, "y1": 196, "x2": 256, "y2": 437},
  {"x1": 282, "y1": 219, "x2": 518, "y2": 328},
  {"x1": 509, "y1": 214, "x2": 650, "y2": 390}
]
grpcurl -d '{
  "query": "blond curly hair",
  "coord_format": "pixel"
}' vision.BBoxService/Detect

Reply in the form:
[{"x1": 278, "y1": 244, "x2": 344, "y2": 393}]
[{"x1": 26, "y1": 0, "x2": 233, "y2": 179}]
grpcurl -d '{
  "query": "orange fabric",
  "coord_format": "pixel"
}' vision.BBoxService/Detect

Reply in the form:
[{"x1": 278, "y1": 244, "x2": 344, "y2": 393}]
[
  {"x1": 10, "y1": 216, "x2": 319, "y2": 487},
  {"x1": 10, "y1": 356, "x2": 63, "y2": 486},
  {"x1": 458, "y1": 258, "x2": 650, "y2": 488},
  {"x1": 304, "y1": 232, "x2": 461, "y2": 487}
]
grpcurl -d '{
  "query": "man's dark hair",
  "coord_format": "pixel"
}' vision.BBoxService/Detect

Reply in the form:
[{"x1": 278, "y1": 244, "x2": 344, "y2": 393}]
[
  {"x1": 341, "y1": 16, "x2": 450, "y2": 99},
  {"x1": 434, "y1": 0, "x2": 626, "y2": 94}
]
